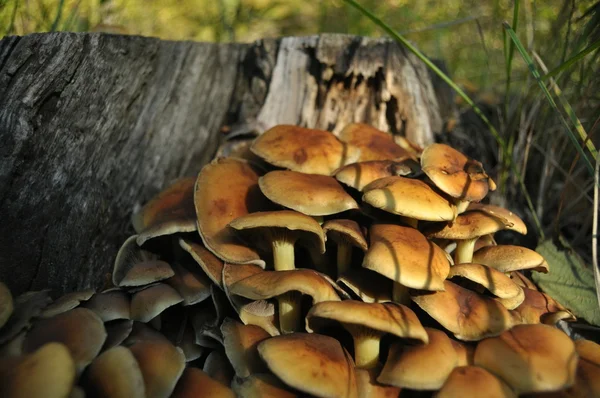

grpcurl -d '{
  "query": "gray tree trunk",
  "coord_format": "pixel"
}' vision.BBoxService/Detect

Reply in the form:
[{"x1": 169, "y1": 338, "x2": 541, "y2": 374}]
[{"x1": 0, "y1": 32, "x2": 453, "y2": 296}]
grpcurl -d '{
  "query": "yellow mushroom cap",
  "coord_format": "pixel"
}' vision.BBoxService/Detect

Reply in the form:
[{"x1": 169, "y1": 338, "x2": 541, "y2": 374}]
[
  {"x1": 362, "y1": 176, "x2": 456, "y2": 221},
  {"x1": 322, "y1": 219, "x2": 368, "y2": 252},
  {"x1": 334, "y1": 159, "x2": 419, "y2": 191},
  {"x1": 425, "y1": 210, "x2": 524, "y2": 240},
  {"x1": 363, "y1": 224, "x2": 450, "y2": 291},
  {"x1": 194, "y1": 157, "x2": 269, "y2": 267},
  {"x1": 338, "y1": 123, "x2": 413, "y2": 162},
  {"x1": 258, "y1": 333, "x2": 358, "y2": 398},
  {"x1": 474, "y1": 324, "x2": 577, "y2": 394},
  {"x1": 251, "y1": 124, "x2": 361, "y2": 175},
  {"x1": 512, "y1": 287, "x2": 572, "y2": 325},
  {"x1": 473, "y1": 245, "x2": 549, "y2": 273},
  {"x1": 259, "y1": 170, "x2": 358, "y2": 216},
  {"x1": 466, "y1": 203, "x2": 527, "y2": 235},
  {"x1": 434, "y1": 366, "x2": 517, "y2": 398}
]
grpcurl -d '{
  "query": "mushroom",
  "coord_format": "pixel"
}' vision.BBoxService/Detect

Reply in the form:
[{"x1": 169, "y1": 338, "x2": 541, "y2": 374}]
[
  {"x1": 0, "y1": 282, "x2": 13, "y2": 329},
  {"x1": 362, "y1": 224, "x2": 450, "y2": 304},
  {"x1": 194, "y1": 157, "x2": 269, "y2": 267},
  {"x1": 337, "y1": 268, "x2": 393, "y2": 303},
  {"x1": 112, "y1": 235, "x2": 174, "y2": 287},
  {"x1": 473, "y1": 324, "x2": 577, "y2": 394},
  {"x1": 257, "y1": 333, "x2": 358, "y2": 398},
  {"x1": 411, "y1": 280, "x2": 514, "y2": 341},
  {"x1": 130, "y1": 283, "x2": 183, "y2": 323},
  {"x1": 322, "y1": 219, "x2": 367, "y2": 277},
  {"x1": 231, "y1": 373, "x2": 297, "y2": 398},
  {"x1": 221, "y1": 318, "x2": 270, "y2": 378},
  {"x1": 434, "y1": 366, "x2": 517, "y2": 398},
  {"x1": 355, "y1": 367, "x2": 401, "y2": 398},
  {"x1": 203, "y1": 350, "x2": 235, "y2": 386},
  {"x1": 378, "y1": 327, "x2": 459, "y2": 390},
  {"x1": 472, "y1": 245, "x2": 549, "y2": 273},
  {"x1": 171, "y1": 368, "x2": 235, "y2": 398},
  {"x1": 420, "y1": 143, "x2": 496, "y2": 213},
  {"x1": 259, "y1": 170, "x2": 359, "y2": 217},
  {"x1": 251, "y1": 124, "x2": 361, "y2": 175},
  {"x1": 512, "y1": 287, "x2": 574, "y2": 325},
  {"x1": 0, "y1": 290, "x2": 52, "y2": 345},
  {"x1": 83, "y1": 289, "x2": 131, "y2": 322},
  {"x1": 334, "y1": 159, "x2": 420, "y2": 191},
  {"x1": 102, "y1": 319, "x2": 134, "y2": 350},
  {"x1": 362, "y1": 176, "x2": 457, "y2": 227},
  {"x1": 83, "y1": 345, "x2": 145, "y2": 398},
  {"x1": 337, "y1": 123, "x2": 414, "y2": 161},
  {"x1": 306, "y1": 300, "x2": 428, "y2": 369},
  {"x1": 165, "y1": 262, "x2": 212, "y2": 306},
  {"x1": 129, "y1": 340, "x2": 186, "y2": 398},
  {"x1": 39, "y1": 288, "x2": 95, "y2": 318},
  {"x1": 510, "y1": 271, "x2": 538, "y2": 290},
  {"x1": 178, "y1": 238, "x2": 224, "y2": 289},
  {"x1": 131, "y1": 176, "x2": 197, "y2": 246}
]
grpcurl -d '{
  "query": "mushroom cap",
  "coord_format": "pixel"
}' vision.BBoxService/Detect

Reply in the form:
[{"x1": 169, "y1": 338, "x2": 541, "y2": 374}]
[
  {"x1": 473, "y1": 234, "x2": 497, "y2": 252},
  {"x1": 448, "y1": 263, "x2": 525, "y2": 310},
  {"x1": 132, "y1": 177, "x2": 197, "y2": 246},
  {"x1": 378, "y1": 327, "x2": 458, "y2": 390},
  {"x1": 434, "y1": 366, "x2": 517, "y2": 398},
  {"x1": 421, "y1": 143, "x2": 493, "y2": 202},
  {"x1": 103, "y1": 319, "x2": 135, "y2": 350},
  {"x1": 451, "y1": 339, "x2": 475, "y2": 367},
  {"x1": 251, "y1": 124, "x2": 361, "y2": 175},
  {"x1": 23, "y1": 308, "x2": 107, "y2": 372},
  {"x1": 337, "y1": 268, "x2": 392, "y2": 303},
  {"x1": 229, "y1": 210, "x2": 326, "y2": 253},
  {"x1": 411, "y1": 280, "x2": 514, "y2": 341},
  {"x1": 221, "y1": 318, "x2": 270, "y2": 378},
  {"x1": 39, "y1": 289, "x2": 95, "y2": 319},
  {"x1": 338, "y1": 123, "x2": 413, "y2": 162},
  {"x1": 130, "y1": 283, "x2": 183, "y2": 323},
  {"x1": 334, "y1": 159, "x2": 419, "y2": 191},
  {"x1": 510, "y1": 271, "x2": 538, "y2": 290},
  {"x1": 474, "y1": 324, "x2": 578, "y2": 394},
  {"x1": 178, "y1": 238, "x2": 224, "y2": 288},
  {"x1": 231, "y1": 373, "x2": 297, "y2": 398},
  {"x1": 166, "y1": 262, "x2": 212, "y2": 306},
  {"x1": 129, "y1": 340, "x2": 186, "y2": 398},
  {"x1": 229, "y1": 269, "x2": 341, "y2": 305},
  {"x1": 113, "y1": 235, "x2": 174, "y2": 287},
  {"x1": 259, "y1": 170, "x2": 359, "y2": 216},
  {"x1": 0, "y1": 282, "x2": 13, "y2": 329},
  {"x1": 83, "y1": 345, "x2": 145, "y2": 398},
  {"x1": 425, "y1": 209, "x2": 524, "y2": 240},
  {"x1": 473, "y1": 245, "x2": 549, "y2": 273},
  {"x1": 203, "y1": 350, "x2": 235, "y2": 386},
  {"x1": 323, "y1": 219, "x2": 368, "y2": 252},
  {"x1": 512, "y1": 287, "x2": 571, "y2": 325},
  {"x1": 83, "y1": 289, "x2": 131, "y2": 322},
  {"x1": 0, "y1": 290, "x2": 52, "y2": 345},
  {"x1": 362, "y1": 176, "x2": 456, "y2": 221},
  {"x1": 194, "y1": 157, "x2": 269, "y2": 267},
  {"x1": 466, "y1": 203, "x2": 527, "y2": 234},
  {"x1": 363, "y1": 224, "x2": 450, "y2": 291},
  {"x1": 306, "y1": 300, "x2": 428, "y2": 343},
  {"x1": 171, "y1": 368, "x2": 236, "y2": 398},
  {"x1": 0, "y1": 342, "x2": 76, "y2": 398},
  {"x1": 257, "y1": 333, "x2": 358, "y2": 398},
  {"x1": 355, "y1": 367, "x2": 402, "y2": 398}
]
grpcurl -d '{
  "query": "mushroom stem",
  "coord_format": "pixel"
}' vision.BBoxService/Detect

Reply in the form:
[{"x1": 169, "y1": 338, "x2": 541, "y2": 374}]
[
  {"x1": 344, "y1": 324, "x2": 382, "y2": 369},
  {"x1": 392, "y1": 282, "x2": 411, "y2": 305},
  {"x1": 336, "y1": 241, "x2": 352, "y2": 277},
  {"x1": 272, "y1": 237, "x2": 296, "y2": 271},
  {"x1": 278, "y1": 291, "x2": 302, "y2": 333},
  {"x1": 454, "y1": 238, "x2": 477, "y2": 264}
]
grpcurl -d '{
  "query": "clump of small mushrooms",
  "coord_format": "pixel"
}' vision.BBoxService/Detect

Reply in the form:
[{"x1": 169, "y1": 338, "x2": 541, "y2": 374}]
[{"x1": 1, "y1": 122, "x2": 598, "y2": 398}]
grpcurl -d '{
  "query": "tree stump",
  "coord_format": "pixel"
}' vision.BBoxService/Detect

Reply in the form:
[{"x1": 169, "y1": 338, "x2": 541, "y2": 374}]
[{"x1": 0, "y1": 33, "x2": 452, "y2": 296}]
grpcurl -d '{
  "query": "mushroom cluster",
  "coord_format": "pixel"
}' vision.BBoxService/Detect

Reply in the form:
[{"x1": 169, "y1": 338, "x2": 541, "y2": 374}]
[{"x1": 0, "y1": 123, "x2": 598, "y2": 397}]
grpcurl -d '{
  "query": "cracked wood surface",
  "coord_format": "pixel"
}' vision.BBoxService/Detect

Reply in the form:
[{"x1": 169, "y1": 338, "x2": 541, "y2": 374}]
[{"x1": 0, "y1": 32, "x2": 451, "y2": 295}]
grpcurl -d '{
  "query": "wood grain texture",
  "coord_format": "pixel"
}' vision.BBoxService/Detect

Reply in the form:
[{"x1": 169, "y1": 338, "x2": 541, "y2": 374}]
[{"x1": 0, "y1": 33, "x2": 451, "y2": 295}]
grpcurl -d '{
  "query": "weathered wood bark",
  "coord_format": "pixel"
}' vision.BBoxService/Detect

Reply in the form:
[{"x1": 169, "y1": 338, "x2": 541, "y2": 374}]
[{"x1": 0, "y1": 32, "x2": 452, "y2": 296}]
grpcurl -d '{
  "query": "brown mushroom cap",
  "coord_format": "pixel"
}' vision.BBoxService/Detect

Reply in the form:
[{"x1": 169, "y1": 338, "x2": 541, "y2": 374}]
[
  {"x1": 451, "y1": 339, "x2": 475, "y2": 367},
  {"x1": 337, "y1": 268, "x2": 393, "y2": 303},
  {"x1": 0, "y1": 342, "x2": 76, "y2": 398},
  {"x1": 171, "y1": 368, "x2": 236, "y2": 398},
  {"x1": 0, "y1": 290, "x2": 52, "y2": 345},
  {"x1": 259, "y1": 170, "x2": 358, "y2": 216},
  {"x1": 435, "y1": 366, "x2": 517, "y2": 398},
  {"x1": 338, "y1": 123, "x2": 413, "y2": 161},
  {"x1": 23, "y1": 308, "x2": 107, "y2": 372},
  {"x1": 251, "y1": 124, "x2": 361, "y2": 175},
  {"x1": 194, "y1": 157, "x2": 269, "y2": 267},
  {"x1": 84, "y1": 345, "x2": 145, "y2": 398},
  {"x1": 130, "y1": 283, "x2": 183, "y2": 323},
  {"x1": 166, "y1": 262, "x2": 212, "y2": 306},
  {"x1": 510, "y1": 271, "x2": 538, "y2": 290},
  {"x1": 466, "y1": 203, "x2": 527, "y2": 234},
  {"x1": 448, "y1": 263, "x2": 525, "y2": 309},
  {"x1": 0, "y1": 282, "x2": 13, "y2": 329},
  {"x1": 257, "y1": 333, "x2": 358, "y2": 398},
  {"x1": 231, "y1": 373, "x2": 297, "y2": 398},
  {"x1": 83, "y1": 289, "x2": 131, "y2": 322},
  {"x1": 421, "y1": 143, "x2": 493, "y2": 202},
  {"x1": 411, "y1": 280, "x2": 514, "y2": 341},
  {"x1": 322, "y1": 219, "x2": 367, "y2": 252},
  {"x1": 203, "y1": 350, "x2": 235, "y2": 386},
  {"x1": 129, "y1": 340, "x2": 186, "y2": 398},
  {"x1": 221, "y1": 318, "x2": 270, "y2": 378},
  {"x1": 425, "y1": 210, "x2": 523, "y2": 240},
  {"x1": 378, "y1": 328, "x2": 458, "y2": 390},
  {"x1": 512, "y1": 287, "x2": 572, "y2": 325},
  {"x1": 103, "y1": 319, "x2": 135, "y2": 350},
  {"x1": 474, "y1": 324, "x2": 577, "y2": 394},
  {"x1": 113, "y1": 235, "x2": 174, "y2": 287},
  {"x1": 473, "y1": 245, "x2": 549, "y2": 273},
  {"x1": 362, "y1": 176, "x2": 457, "y2": 221},
  {"x1": 334, "y1": 159, "x2": 419, "y2": 191},
  {"x1": 132, "y1": 177, "x2": 197, "y2": 246},
  {"x1": 363, "y1": 224, "x2": 450, "y2": 291},
  {"x1": 40, "y1": 289, "x2": 95, "y2": 319},
  {"x1": 178, "y1": 238, "x2": 224, "y2": 288}
]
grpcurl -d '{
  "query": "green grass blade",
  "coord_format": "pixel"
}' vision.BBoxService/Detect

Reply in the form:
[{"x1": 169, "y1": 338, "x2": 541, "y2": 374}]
[
  {"x1": 341, "y1": 0, "x2": 544, "y2": 238},
  {"x1": 543, "y1": 38, "x2": 600, "y2": 81},
  {"x1": 504, "y1": 0, "x2": 519, "y2": 106},
  {"x1": 503, "y1": 21, "x2": 595, "y2": 176},
  {"x1": 50, "y1": 0, "x2": 66, "y2": 32},
  {"x1": 6, "y1": 0, "x2": 19, "y2": 35}
]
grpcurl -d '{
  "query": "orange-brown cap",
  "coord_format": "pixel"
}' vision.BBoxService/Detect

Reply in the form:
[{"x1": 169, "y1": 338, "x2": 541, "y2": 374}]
[
  {"x1": 334, "y1": 159, "x2": 420, "y2": 191},
  {"x1": 466, "y1": 203, "x2": 527, "y2": 234},
  {"x1": 435, "y1": 366, "x2": 517, "y2": 398},
  {"x1": 337, "y1": 268, "x2": 393, "y2": 303},
  {"x1": 83, "y1": 345, "x2": 145, "y2": 398},
  {"x1": 113, "y1": 235, "x2": 174, "y2": 287},
  {"x1": 132, "y1": 177, "x2": 197, "y2": 246},
  {"x1": 322, "y1": 219, "x2": 367, "y2": 252},
  {"x1": 171, "y1": 368, "x2": 235, "y2": 398},
  {"x1": 259, "y1": 170, "x2": 358, "y2": 216},
  {"x1": 178, "y1": 239, "x2": 224, "y2": 289},
  {"x1": 473, "y1": 245, "x2": 549, "y2": 273},
  {"x1": 424, "y1": 210, "x2": 524, "y2": 240},
  {"x1": 130, "y1": 283, "x2": 183, "y2": 323},
  {"x1": 194, "y1": 157, "x2": 269, "y2": 267},
  {"x1": 129, "y1": 340, "x2": 186, "y2": 398},
  {"x1": 512, "y1": 287, "x2": 573, "y2": 325},
  {"x1": 338, "y1": 123, "x2": 413, "y2": 161},
  {"x1": 83, "y1": 289, "x2": 131, "y2": 322},
  {"x1": 221, "y1": 318, "x2": 270, "y2": 378},
  {"x1": 166, "y1": 262, "x2": 212, "y2": 306},
  {"x1": 251, "y1": 124, "x2": 361, "y2": 175},
  {"x1": 231, "y1": 373, "x2": 297, "y2": 398}
]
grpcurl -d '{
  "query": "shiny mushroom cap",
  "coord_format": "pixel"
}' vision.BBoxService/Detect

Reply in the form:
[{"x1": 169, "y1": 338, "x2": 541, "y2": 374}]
[
  {"x1": 334, "y1": 159, "x2": 419, "y2": 191},
  {"x1": 434, "y1": 366, "x2": 517, "y2": 398},
  {"x1": 466, "y1": 203, "x2": 527, "y2": 234},
  {"x1": 132, "y1": 177, "x2": 197, "y2": 246},
  {"x1": 251, "y1": 124, "x2": 361, "y2": 175},
  {"x1": 113, "y1": 235, "x2": 174, "y2": 287},
  {"x1": 83, "y1": 345, "x2": 145, "y2": 398},
  {"x1": 129, "y1": 340, "x2": 186, "y2": 398},
  {"x1": 338, "y1": 123, "x2": 414, "y2": 161},
  {"x1": 194, "y1": 157, "x2": 269, "y2": 267},
  {"x1": 322, "y1": 219, "x2": 367, "y2": 252},
  {"x1": 259, "y1": 170, "x2": 358, "y2": 216},
  {"x1": 473, "y1": 245, "x2": 549, "y2": 273}
]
